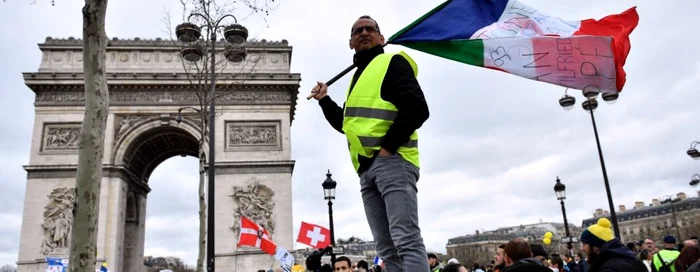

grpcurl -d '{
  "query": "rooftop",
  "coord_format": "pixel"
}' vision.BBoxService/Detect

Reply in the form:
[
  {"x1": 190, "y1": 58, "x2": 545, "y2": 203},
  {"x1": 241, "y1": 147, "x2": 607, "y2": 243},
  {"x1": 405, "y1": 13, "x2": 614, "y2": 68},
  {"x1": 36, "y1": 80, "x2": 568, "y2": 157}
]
[{"x1": 582, "y1": 191, "x2": 700, "y2": 226}]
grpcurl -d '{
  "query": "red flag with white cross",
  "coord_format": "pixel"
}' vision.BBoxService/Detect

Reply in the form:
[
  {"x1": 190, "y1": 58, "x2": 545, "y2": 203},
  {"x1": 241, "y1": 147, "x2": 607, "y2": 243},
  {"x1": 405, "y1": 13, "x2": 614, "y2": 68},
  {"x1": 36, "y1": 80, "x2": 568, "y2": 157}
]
[
  {"x1": 296, "y1": 221, "x2": 331, "y2": 249},
  {"x1": 237, "y1": 216, "x2": 277, "y2": 255}
]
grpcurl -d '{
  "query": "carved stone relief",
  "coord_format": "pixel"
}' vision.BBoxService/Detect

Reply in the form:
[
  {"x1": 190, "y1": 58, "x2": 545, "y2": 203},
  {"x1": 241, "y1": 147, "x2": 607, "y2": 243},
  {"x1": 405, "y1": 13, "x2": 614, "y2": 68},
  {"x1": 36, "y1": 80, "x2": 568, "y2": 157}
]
[
  {"x1": 230, "y1": 180, "x2": 276, "y2": 239},
  {"x1": 113, "y1": 115, "x2": 148, "y2": 142},
  {"x1": 43, "y1": 123, "x2": 81, "y2": 151},
  {"x1": 269, "y1": 53, "x2": 280, "y2": 64},
  {"x1": 40, "y1": 187, "x2": 76, "y2": 255},
  {"x1": 35, "y1": 90, "x2": 293, "y2": 106},
  {"x1": 226, "y1": 121, "x2": 281, "y2": 151}
]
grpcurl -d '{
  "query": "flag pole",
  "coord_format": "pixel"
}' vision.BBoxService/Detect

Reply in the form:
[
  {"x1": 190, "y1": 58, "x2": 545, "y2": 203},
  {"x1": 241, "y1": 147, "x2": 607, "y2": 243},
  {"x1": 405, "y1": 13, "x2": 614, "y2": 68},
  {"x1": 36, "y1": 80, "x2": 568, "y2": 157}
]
[
  {"x1": 304, "y1": 0, "x2": 451, "y2": 101},
  {"x1": 305, "y1": 43, "x2": 389, "y2": 100}
]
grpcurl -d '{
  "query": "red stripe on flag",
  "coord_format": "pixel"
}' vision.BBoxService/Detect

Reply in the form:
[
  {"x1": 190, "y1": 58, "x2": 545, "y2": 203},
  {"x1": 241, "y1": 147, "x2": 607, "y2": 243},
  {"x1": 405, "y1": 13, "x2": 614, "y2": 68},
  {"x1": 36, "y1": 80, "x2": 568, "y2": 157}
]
[{"x1": 574, "y1": 7, "x2": 640, "y2": 92}]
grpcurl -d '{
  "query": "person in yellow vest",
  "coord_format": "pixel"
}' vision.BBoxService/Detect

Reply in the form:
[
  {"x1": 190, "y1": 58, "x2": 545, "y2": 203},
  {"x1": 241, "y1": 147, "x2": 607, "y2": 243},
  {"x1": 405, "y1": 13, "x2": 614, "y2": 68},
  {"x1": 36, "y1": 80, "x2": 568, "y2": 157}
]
[
  {"x1": 310, "y1": 15, "x2": 430, "y2": 272},
  {"x1": 651, "y1": 236, "x2": 680, "y2": 272}
]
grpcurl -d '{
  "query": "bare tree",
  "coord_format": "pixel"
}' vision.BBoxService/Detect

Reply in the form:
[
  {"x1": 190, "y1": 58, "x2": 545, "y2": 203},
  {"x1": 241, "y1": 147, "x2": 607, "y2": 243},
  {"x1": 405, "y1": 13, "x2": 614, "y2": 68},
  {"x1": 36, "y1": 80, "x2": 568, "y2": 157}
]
[
  {"x1": 0, "y1": 264, "x2": 17, "y2": 272},
  {"x1": 163, "y1": 1, "x2": 278, "y2": 271},
  {"x1": 65, "y1": 1, "x2": 110, "y2": 272}
]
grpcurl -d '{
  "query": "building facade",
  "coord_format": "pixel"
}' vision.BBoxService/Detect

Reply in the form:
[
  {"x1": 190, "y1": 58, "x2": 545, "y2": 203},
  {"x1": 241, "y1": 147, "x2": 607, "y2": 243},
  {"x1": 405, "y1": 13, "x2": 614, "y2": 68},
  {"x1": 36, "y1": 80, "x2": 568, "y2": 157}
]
[
  {"x1": 582, "y1": 191, "x2": 700, "y2": 245},
  {"x1": 446, "y1": 222, "x2": 582, "y2": 266}
]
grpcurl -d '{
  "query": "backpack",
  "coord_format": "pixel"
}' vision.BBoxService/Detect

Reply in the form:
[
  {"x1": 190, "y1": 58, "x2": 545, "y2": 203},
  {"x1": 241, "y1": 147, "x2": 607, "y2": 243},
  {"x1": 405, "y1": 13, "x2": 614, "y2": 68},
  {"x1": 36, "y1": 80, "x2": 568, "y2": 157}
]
[{"x1": 657, "y1": 254, "x2": 676, "y2": 272}]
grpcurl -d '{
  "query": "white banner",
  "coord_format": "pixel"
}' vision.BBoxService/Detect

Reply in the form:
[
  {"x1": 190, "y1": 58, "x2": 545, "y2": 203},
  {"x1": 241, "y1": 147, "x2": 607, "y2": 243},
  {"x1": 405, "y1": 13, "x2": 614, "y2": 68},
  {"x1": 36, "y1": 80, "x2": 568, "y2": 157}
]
[{"x1": 274, "y1": 246, "x2": 294, "y2": 272}]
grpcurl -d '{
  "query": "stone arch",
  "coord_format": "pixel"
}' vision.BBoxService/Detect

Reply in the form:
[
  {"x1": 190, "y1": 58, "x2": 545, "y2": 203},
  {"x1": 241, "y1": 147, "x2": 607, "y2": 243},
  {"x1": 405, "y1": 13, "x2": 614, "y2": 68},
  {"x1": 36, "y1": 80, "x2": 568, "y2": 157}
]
[{"x1": 112, "y1": 118, "x2": 203, "y2": 183}]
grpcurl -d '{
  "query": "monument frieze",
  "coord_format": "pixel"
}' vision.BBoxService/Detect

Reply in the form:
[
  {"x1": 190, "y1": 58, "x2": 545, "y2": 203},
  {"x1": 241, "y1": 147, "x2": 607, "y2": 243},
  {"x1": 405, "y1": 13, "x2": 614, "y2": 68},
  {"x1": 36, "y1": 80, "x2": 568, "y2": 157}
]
[
  {"x1": 225, "y1": 121, "x2": 282, "y2": 151},
  {"x1": 42, "y1": 123, "x2": 81, "y2": 152},
  {"x1": 34, "y1": 89, "x2": 294, "y2": 106}
]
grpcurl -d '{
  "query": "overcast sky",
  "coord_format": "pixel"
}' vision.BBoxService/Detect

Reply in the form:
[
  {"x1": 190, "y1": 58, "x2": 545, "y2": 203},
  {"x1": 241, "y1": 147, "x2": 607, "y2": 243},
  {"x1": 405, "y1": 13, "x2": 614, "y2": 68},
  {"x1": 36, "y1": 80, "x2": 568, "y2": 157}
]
[{"x1": 1, "y1": 0, "x2": 699, "y2": 267}]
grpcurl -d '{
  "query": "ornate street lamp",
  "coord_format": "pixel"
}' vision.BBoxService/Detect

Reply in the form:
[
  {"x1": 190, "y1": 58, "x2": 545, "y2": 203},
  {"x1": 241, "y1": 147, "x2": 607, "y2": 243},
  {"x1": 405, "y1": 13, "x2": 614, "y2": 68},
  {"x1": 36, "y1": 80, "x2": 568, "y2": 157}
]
[
  {"x1": 691, "y1": 174, "x2": 700, "y2": 187},
  {"x1": 322, "y1": 170, "x2": 338, "y2": 268},
  {"x1": 174, "y1": 12, "x2": 248, "y2": 272},
  {"x1": 687, "y1": 141, "x2": 700, "y2": 160},
  {"x1": 558, "y1": 89, "x2": 621, "y2": 239},
  {"x1": 554, "y1": 177, "x2": 573, "y2": 255}
]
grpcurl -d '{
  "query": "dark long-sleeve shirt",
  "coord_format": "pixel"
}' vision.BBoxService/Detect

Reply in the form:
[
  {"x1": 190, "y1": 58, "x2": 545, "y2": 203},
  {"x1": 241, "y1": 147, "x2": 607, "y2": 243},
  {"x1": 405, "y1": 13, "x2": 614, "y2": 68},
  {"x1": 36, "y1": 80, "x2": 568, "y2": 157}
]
[{"x1": 318, "y1": 45, "x2": 429, "y2": 175}]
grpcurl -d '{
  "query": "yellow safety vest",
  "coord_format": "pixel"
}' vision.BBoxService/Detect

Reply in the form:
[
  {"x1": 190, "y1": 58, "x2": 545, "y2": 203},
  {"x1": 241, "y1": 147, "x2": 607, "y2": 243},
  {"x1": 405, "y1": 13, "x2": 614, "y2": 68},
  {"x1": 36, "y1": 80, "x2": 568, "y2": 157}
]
[
  {"x1": 342, "y1": 51, "x2": 420, "y2": 174},
  {"x1": 653, "y1": 249, "x2": 680, "y2": 272}
]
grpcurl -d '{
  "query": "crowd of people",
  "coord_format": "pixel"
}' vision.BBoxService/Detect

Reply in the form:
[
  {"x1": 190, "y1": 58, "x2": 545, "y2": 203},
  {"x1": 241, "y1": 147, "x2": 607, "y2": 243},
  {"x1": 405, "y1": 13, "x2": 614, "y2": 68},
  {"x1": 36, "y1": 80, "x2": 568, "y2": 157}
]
[
  {"x1": 420, "y1": 218, "x2": 700, "y2": 272},
  {"x1": 313, "y1": 217, "x2": 699, "y2": 272}
]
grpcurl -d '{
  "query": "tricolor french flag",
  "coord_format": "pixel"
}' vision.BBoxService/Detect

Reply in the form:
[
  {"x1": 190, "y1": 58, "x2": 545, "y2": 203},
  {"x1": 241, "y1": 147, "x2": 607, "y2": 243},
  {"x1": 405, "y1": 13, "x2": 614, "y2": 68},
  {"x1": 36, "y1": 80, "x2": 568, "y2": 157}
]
[{"x1": 373, "y1": 256, "x2": 383, "y2": 266}]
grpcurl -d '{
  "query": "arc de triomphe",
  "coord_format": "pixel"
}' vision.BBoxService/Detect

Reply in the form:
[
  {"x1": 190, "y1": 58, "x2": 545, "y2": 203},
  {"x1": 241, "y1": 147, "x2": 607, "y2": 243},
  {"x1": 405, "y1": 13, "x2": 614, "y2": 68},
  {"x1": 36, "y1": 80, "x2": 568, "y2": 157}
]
[{"x1": 16, "y1": 37, "x2": 300, "y2": 271}]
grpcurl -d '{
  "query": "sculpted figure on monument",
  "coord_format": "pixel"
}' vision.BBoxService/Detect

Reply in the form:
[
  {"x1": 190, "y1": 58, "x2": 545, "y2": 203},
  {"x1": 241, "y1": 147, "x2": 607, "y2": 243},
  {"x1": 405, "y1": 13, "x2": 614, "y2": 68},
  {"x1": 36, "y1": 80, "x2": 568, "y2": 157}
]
[
  {"x1": 40, "y1": 187, "x2": 76, "y2": 255},
  {"x1": 229, "y1": 125, "x2": 278, "y2": 146},
  {"x1": 115, "y1": 115, "x2": 145, "y2": 139},
  {"x1": 230, "y1": 181, "x2": 276, "y2": 238},
  {"x1": 45, "y1": 126, "x2": 81, "y2": 149}
]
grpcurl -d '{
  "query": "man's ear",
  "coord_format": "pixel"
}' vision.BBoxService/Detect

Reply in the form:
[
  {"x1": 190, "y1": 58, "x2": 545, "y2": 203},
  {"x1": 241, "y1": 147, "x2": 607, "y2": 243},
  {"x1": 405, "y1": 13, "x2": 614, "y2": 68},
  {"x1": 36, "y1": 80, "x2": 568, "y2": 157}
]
[
  {"x1": 349, "y1": 38, "x2": 353, "y2": 50},
  {"x1": 380, "y1": 34, "x2": 385, "y2": 44}
]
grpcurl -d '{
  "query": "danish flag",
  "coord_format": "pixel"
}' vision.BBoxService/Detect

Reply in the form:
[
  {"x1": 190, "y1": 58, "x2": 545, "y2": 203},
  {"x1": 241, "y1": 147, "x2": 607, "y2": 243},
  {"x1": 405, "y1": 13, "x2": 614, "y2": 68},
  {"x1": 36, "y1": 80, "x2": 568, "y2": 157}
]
[{"x1": 237, "y1": 216, "x2": 277, "y2": 255}]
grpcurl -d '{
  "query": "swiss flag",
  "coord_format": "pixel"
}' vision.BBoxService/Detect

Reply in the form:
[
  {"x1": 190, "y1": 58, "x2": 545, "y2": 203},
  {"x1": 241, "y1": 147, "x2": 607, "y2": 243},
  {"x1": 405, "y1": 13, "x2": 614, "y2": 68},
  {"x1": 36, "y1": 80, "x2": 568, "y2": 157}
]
[
  {"x1": 296, "y1": 221, "x2": 331, "y2": 249},
  {"x1": 237, "y1": 216, "x2": 277, "y2": 255}
]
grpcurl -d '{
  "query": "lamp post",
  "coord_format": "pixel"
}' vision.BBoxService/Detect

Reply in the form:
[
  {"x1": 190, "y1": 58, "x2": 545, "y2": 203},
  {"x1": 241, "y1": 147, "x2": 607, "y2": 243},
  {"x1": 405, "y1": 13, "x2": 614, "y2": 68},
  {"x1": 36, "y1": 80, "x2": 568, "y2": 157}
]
[
  {"x1": 553, "y1": 177, "x2": 573, "y2": 255},
  {"x1": 660, "y1": 195, "x2": 682, "y2": 240},
  {"x1": 322, "y1": 170, "x2": 338, "y2": 268},
  {"x1": 687, "y1": 141, "x2": 700, "y2": 160},
  {"x1": 691, "y1": 174, "x2": 700, "y2": 187},
  {"x1": 559, "y1": 89, "x2": 621, "y2": 238},
  {"x1": 174, "y1": 12, "x2": 248, "y2": 272}
]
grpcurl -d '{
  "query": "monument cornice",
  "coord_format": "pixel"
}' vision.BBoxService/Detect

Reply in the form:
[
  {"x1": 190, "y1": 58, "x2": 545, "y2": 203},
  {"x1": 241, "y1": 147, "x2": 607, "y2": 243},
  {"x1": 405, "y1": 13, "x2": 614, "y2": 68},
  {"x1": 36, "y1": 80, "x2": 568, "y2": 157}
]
[
  {"x1": 26, "y1": 82, "x2": 300, "y2": 121},
  {"x1": 23, "y1": 164, "x2": 152, "y2": 193},
  {"x1": 213, "y1": 160, "x2": 296, "y2": 175},
  {"x1": 39, "y1": 37, "x2": 293, "y2": 50},
  {"x1": 23, "y1": 72, "x2": 302, "y2": 88}
]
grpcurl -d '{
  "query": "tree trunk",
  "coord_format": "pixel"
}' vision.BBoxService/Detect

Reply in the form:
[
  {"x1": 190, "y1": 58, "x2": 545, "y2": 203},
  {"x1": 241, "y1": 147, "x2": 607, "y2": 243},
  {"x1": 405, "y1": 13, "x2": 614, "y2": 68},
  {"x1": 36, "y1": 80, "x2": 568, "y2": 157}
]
[
  {"x1": 68, "y1": 0, "x2": 109, "y2": 271},
  {"x1": 196, "y1": 117, "x2": 207, "y2": 272}
]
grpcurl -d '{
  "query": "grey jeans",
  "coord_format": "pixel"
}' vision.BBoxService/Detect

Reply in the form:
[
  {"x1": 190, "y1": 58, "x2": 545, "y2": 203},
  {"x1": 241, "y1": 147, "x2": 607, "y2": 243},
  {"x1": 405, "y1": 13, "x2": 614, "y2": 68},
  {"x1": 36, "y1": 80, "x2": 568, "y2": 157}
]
[{"x1": 360, "y1": 153, "x2": 429, "y2": 272}]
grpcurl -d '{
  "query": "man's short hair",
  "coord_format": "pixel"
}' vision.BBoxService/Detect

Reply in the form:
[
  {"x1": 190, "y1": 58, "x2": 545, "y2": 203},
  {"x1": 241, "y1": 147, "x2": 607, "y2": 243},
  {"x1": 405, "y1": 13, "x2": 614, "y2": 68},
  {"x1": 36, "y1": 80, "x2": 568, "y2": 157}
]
[
  {"x1": 504, "y1": 237, "x2": 532, "y2": 262},
  {"x1": 428, "y1": 253, "x2": 438, "y2": 259},
  {"x1": 354, "y1": 15, "x2": 381, "y2": 33},
  {"x1": 498, "y1": 244, "x2": 506, "y2": 249},
  {"x1": 357, "y1": 260, "x2": 369, "y2": 270},
  {"x1": 335, "y1": 256, "x2": 352, "y2": 267}
]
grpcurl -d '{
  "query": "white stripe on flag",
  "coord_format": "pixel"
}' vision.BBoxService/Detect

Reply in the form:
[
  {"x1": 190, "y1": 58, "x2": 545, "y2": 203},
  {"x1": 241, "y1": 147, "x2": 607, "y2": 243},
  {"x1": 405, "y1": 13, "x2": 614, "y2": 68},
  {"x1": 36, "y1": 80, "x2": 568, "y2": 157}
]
[{"x1": 240, "y1": 226, "x2": 271, "y2": 248}]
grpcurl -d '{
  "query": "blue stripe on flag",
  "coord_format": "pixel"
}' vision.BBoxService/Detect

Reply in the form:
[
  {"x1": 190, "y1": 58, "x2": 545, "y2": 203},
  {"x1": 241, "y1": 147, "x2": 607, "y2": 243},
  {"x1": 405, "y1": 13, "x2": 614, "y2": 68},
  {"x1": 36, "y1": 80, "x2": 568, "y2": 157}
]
[{"x1": 390, "y1": 0, "x2": 509, "y2": 43}]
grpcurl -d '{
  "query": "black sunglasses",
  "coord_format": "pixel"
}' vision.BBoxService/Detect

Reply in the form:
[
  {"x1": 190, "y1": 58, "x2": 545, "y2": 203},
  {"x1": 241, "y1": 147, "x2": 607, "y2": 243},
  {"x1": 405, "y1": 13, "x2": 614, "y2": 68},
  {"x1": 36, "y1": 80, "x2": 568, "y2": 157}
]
[{"x1": 352, "y1": 25, "x2": 379, "y2": 36}]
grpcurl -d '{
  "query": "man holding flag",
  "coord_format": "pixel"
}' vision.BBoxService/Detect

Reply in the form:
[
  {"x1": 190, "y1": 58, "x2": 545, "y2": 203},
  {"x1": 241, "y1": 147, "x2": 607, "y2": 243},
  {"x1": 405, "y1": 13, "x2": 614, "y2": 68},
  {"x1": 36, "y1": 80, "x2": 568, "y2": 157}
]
[
  {"x1": 310, "y1": 15, "x2": 431, "y2": 272},
  {"x1": 310, "y1": 0, "x2": 638, "y2": 271}
]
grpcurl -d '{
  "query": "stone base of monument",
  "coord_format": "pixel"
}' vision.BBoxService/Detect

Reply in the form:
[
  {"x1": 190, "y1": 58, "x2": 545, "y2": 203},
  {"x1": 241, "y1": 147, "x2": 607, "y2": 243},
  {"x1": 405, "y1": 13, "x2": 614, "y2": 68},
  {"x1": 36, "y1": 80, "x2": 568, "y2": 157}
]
[{"x1": 217, "y1": 250, "x2": 286, "y2": 271}]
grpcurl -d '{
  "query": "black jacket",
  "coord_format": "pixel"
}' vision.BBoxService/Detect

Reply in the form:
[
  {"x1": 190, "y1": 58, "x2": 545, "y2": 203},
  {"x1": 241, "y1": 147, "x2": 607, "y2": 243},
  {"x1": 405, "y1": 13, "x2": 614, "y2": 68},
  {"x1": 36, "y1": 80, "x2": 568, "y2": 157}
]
[
  {"x1": 501, "y1": 258, "x2": 552, "y2": 272},
  {"x1": 589, "y1": 239, "x2": 648, "y2": 272},
  {"x1": 319, "y1": 45, "x2": 429, "y2": 175}
]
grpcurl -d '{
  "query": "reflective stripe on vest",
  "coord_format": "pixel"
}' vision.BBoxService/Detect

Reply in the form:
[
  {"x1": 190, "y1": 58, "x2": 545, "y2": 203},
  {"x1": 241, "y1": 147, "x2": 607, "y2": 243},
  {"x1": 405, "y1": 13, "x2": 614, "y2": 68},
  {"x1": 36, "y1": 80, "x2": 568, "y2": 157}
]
[
  {"x1": 344, "y1": 107, "x2": 398, "y2": 120},
  {"x1": 341, "y1": 51, "x2": 420, "y2": 173}
]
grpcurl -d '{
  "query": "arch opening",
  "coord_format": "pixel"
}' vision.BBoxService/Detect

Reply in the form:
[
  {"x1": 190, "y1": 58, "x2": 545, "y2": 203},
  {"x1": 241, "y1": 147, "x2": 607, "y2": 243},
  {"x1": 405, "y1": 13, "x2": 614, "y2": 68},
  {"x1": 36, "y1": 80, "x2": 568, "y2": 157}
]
[{"x1": 121, "y1": 126, "x2": 200, "y2": 183}]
